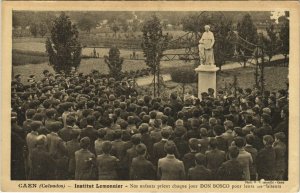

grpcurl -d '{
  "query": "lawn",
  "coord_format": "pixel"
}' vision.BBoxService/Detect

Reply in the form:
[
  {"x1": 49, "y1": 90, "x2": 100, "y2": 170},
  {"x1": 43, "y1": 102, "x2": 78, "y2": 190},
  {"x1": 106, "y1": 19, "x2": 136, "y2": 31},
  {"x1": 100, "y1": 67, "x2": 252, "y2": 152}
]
[{"x1": 139, "y1": 66, "x2": 289, "y2": 98}]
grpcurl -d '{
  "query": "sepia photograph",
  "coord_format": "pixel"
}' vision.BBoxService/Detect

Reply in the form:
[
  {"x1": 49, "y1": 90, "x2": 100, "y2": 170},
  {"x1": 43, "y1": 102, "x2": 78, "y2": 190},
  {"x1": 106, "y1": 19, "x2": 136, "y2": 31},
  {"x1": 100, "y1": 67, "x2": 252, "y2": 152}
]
[{"x1": 2, "y1": 1, "x2": 300, "y2": 192}]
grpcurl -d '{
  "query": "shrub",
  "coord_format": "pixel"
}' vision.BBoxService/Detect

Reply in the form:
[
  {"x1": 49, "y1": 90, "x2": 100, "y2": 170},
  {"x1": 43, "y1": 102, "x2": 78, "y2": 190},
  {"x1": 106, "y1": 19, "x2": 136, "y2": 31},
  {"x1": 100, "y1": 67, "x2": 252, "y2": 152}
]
[{"x1": 170, "y1": 66, "x2": 197, "y2": 84}]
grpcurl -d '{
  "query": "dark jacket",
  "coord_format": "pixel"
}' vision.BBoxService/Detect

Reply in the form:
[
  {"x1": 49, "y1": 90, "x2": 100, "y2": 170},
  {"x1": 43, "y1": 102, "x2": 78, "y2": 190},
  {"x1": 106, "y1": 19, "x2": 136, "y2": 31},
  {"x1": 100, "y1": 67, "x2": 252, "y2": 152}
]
[
  {"x1": 215, "y1": 136, "x2": 228, "y2": 152},
  {"x1": 173, "y1": 137, "x2": 189, "y2": 159},
  {"x1": 130, "y1": 156, "x2": 156, "y2": 180},
  {"x1": 244, "y1": 144, "x2": 258, "y2": 177},
  {"x1": 66, "y1": 139, "x2": 81, "y2": 176},
  {"x1": 30, "y1": 146, "x2": 56, "y2": 180},
  {"x1": 58, "y1": 126, "x2": 74, "y2": 142},
  {"x1": 256, "y1": 145, "x2": 276, "y2": 180},
  {"x1": 80, "y1": 126, "x2": 98, "y2": 153},
  {"x1": 217, "y1": 159, "x2": 244, "y2": 180},
  {"x1": 152, "y1": 139, "x2": 179, "y2": 165},
  {"x1": 96, "y1": 154, "x2": 119, "y2": 180},
  {"x1": 188, "y1": 165, "x2": 212, "y2": 180},
  {"x1": 182, "y1": 151, "x2": 198, "y2": 173},
  {"x1": 140, "y1": 133, "x2": 154, "y2": 158},
  {"x1": 157, "y1": 154, "x2": 185, "y2": 180},
  {"x1": 205, "y1": 149, "x2": 226, "y2": 176},
  {"x1": 75, "y1": 148, "x2": 96, "y2": 180}
]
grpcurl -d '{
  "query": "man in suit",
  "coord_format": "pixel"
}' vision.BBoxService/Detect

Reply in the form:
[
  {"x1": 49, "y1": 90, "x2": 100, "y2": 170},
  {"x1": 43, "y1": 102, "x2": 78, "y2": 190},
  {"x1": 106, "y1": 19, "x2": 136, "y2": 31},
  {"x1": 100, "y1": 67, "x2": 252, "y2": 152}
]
[
  {"x1": 96, "y1": 141, "x2": 119, "y2": 180},
  {"x1": 188, "y1": 153, "x2": 212, "y2": 180},
  {"x1": 217, "y1": 146, "x2": 244, "y2": 180},
  {"x1": 273, "y1": 132, "x2": 287, "y2": 180},
  {"x1": 130, "y1": 144, "x2": 156, "y2": 180},
  {"x1": 30, "y1": 135, "x2": 56, "y2": 180},
  {"x1": 80, "y1": 115, "x2": 98, "y2": 154},
  {"x1": 182, "y1": 138, "x2": 200, "y2": 173},
  {"x1": 46, "y1": 121, "x2": 68, "y2": 180},
  {"x1": 198, "y1": 127, "x2": 210, "y2": 154},
  {"x1": 213, "y1": 125, "x2": 228, "y2": 152},
  {"x1": 59, "y1": 115, "x2": 77, "y2": 142},
  {"x1": 205, "y1": 138, "x2": 226, "y2": 179},
  {"x1": 139, "y1": 123, "x2": 154, "y2": 160},
  {"x1": 124, "y1": 134, "x2": 141, "y2": 168},
  {"x1": 110, "y1": 129, "x2": 127, "y2": 180},
  {"x1": 157, "y1": 141, "x2": 185, "y2": 180},
  {"x1": 94, "y1": 128, "x2": 107, "y2": 156},
  {"x1": 234, "y1": 136, "x2": 253, "y2": 180},
  {"x1": 26, "y1": 121, "x2": 41, "y2": 179},
  {"x1": 66, "y1": 130, "x2": 81, "y2": 179},
  {"x1": 244, "y1": 134, "x2": 258, "y2": 180},
  {"x1": 173, "y1": 125, "x2": 189, "y2": 159},
  {"x1": 152, "y1": 128, "x2": 179, "y2": 165},
  {"x1": 257, "y1": 135, "x2": 276, "y2": 180},
  {"x1": 75, "y1": 137, "x2": 96, "y2": 180}
]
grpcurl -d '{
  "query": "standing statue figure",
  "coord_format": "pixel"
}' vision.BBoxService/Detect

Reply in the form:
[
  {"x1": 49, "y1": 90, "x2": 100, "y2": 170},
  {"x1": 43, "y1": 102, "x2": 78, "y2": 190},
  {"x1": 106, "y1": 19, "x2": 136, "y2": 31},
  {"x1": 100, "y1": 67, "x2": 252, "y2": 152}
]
[{"x1": 199, "y1": 25, "x2": 215, "y2": 65}]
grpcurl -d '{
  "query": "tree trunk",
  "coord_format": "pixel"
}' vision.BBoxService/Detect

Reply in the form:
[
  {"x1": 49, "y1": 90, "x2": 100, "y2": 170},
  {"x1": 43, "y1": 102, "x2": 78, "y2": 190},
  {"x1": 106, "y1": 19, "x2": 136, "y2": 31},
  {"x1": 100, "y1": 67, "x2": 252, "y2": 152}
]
[
  {"x1": 157, "y1": 62, "x2": 160, "y2": 97},
  {"x1": 153, "y1": 68, "x2": 156, "y2": 98},
  {"x1": 182, "y1": 83, "x2": 185, "y2": 100}
]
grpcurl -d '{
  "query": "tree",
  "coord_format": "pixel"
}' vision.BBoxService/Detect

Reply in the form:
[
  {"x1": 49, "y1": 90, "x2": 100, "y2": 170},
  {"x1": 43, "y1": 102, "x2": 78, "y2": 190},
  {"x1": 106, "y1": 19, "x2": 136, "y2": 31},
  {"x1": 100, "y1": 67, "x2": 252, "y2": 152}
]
[
  {"x1": 132, "y1": 19, "x2": 141, "y2": 32},
  {"x1": 104, "y1": 46, "x2": 124, "y2": 80},
  {"x1": 30, "y1": 23, "x2": 38, "y2": 37},
  {"x1": 39, "y1": 22, "x2": 48, "y2": 37},
  {"x1": 77, "y1": 15, "x2": 97, "y2": 33},
  {"x1": 261, "y1": 24, "x2": 278, "y2": 63},
  {"x1": 120, "y1": 19, "x2": 129, "y2": 33},
  {"x1": 170, "y1": 67, "x2": 197, "y2": 98},
  {"x1": 213, "y1": 20, "x2": 233, "y2": 70},
  {"x1": 237, "y1": 13, "x2": 258, "y2": 67},
  {"x1": 45, "y1": 12, "x2": 82, "y2": 75},
  {"x1": 110, "y1": 19, "x2": 121, "y2": 37},
  {"x1": 279, "y1": 15, "x2": 289, "y2": 65},
  {"x1": 142, "y1": 15, "x2": 169, "y2": 97}
]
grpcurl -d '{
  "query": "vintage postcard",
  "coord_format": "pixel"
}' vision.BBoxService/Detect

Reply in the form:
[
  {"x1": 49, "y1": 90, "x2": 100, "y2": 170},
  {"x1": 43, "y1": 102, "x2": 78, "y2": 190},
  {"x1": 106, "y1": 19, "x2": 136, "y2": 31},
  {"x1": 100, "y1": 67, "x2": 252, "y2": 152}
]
[{"x1": 1, "y1": 1, "x2": 299, "y2": 192}]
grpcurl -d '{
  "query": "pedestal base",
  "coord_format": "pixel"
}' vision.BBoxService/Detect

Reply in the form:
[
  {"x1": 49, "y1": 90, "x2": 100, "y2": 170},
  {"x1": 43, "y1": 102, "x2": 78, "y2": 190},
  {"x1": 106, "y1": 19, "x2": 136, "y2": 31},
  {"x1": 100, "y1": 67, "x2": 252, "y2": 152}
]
[{"x1": 195, "y1": 65, "x2": 219, "y2": 100}]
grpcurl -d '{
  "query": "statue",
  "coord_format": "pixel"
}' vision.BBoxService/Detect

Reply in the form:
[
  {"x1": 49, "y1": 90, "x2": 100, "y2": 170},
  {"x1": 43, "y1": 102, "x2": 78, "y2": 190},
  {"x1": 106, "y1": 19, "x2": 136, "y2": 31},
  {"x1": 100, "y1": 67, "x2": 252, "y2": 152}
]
[{"x1": 198, "y1": 25, "x2": 215, "y2": 65}]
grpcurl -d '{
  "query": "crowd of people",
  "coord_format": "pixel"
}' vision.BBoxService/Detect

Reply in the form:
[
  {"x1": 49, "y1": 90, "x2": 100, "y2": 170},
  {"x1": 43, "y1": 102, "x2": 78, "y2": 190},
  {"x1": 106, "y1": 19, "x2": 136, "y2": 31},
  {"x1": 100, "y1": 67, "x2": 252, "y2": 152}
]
[{"x1": 11, "y1": 69, "x2": 288, "y2": 181}]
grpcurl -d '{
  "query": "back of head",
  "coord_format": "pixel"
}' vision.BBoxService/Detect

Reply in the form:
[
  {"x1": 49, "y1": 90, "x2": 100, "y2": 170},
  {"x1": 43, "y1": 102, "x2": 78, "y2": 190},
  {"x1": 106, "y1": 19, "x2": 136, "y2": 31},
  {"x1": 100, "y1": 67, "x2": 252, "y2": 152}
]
[
  {"x1": 26, "y1": 109, "x2": 36, "y2": 119},
  {"x1": 263, "y1": 135, "x2": 274, "y2": 145},
  {"x1": 274, "y1": 132, "x2": 286, "y2": 142},
  {"x1": 195, "y1": 153, "x2": 206, "y2": 165},
  {"x1": 113, "y1": 129, "x2": 122, "y2": 140},
  {"x1": 224, "y1": 120, "x2": 234, "y2": 130},
  {"x1": 66, "y1": 115, "x2": 76, "y2": 126},
  {"x1": 213, "y1": 125, "x2": 225, "y2": 136},
  {"x1": 161, "y1": 128, "x2": 171, "y2": 139},
  {"x1": 30, "y1": 121, "x2": 42, "y2": 131},
  {"x1": 209, "y1": 138, "x2": 218, "y2": 149},
  {"x1": 244, "y1": 115, "x2": 253, "y2": 124},
  {"x1": 50, "y1": 121, "x2": 63, "y2": 133},
  {"x1": 139, "y1": 123, "x2": 149, "y2": 134},
  {"x1": 102, "y1": 141, "x2": 112, "y2": 154},
  {"x1": 245, "y1": 134, "x2": 255, "y2": 145},
  {"x1": 189, "y1": 138, "x2": 200, "y2": 151},
  {"x1": 209, "y1": 117, "x2": 217, "y2": 127},
  {"x1": 200, "y1": 127, "x2": 208, "y2": 137},
  {"x1": 97, "y1": 128, "x2": 106, "y2": 139},
  {"x1": 80, "y1": 137, "x2": 90, "y2": 149},
  {"x1": 164, "y1": 140, "x2": 176, "y2": 154},
  {"x1": 131, "y1": 134, "x2": 141, "y2": 145},
  {"x1": 234, "y1": 136, "x2": 246, "y2": 148},
  {"x1": 228, "y1": 146, "x2": 239, "y2": 159},
  {"x1": 86, "y1": 115, "x2": 95, "y2": 126},
  {"x1": 135, "y1": 143, "x2": 147, "y2": 155}
]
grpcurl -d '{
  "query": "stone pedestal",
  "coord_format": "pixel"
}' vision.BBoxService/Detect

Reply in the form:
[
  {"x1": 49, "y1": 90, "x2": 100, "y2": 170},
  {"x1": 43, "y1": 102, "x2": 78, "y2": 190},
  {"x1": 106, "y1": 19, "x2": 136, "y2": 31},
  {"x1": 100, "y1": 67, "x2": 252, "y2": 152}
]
[{"x1": 195, "y1": 65, "x2": 219, "y2": 100}]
